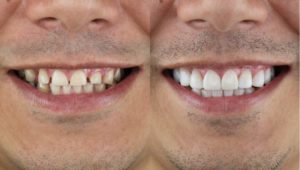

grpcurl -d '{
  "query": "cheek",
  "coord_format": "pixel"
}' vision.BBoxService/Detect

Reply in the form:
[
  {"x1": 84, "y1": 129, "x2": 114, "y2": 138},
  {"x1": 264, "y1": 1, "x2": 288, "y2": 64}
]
[{"x1": 0, "y1": 0, "x2": 20, "y2": 28}]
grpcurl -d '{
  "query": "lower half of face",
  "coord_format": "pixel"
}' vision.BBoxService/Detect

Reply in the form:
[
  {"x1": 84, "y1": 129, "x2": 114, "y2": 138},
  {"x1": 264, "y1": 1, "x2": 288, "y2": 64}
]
[
  {"x1": 152, "y1": 64, "x2": 299, "y2": 169},
  {"x1": 0, "y1": 67, "x2": 150, "y2": 170}
]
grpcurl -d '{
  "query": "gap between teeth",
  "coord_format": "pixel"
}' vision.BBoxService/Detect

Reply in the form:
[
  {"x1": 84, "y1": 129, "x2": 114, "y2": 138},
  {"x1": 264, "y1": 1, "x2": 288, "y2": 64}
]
[
  {"x1": 20, "y1": 68, "x2": 124, "y2": 95},
  {"x1": 174, "y1": 67, "x2": 275, "y2": 97}
]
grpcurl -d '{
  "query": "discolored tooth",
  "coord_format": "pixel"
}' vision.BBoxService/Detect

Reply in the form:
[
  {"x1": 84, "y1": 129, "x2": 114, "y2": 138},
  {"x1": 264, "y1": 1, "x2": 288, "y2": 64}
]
[
  {"x1": 264, "y1": 68, "x2": 272, "y2": 84},
  {"x1": 18, "y1": 70, "x2": 25, "y2": 78},
  {"x1": 70, "y1": 70, "x2": 87, "y2": 86},
  {"x1": 52, "y1": 70, "x2": 68, "y2": 86},
  {"x1": 62, "y1": 85, "x2": 72, "y2": 95},
  {"x1": 173, "y1": 69, "x2": 180, "y2": 82},
  {"x1": 90, "y1": 72, "x2": 102, "y2": 84},
  {"x1": 83, "y1": 84, "x2": 94, "y2": 93},
  {"x1": 38, "y1": 69, "x2": 50, "y2": 84},
  {"x1": 50, "y1": 84, "x2": 61, "y2": 95},
  {"x1": 224, "y1": 90, "x2": 234, "y2": 97},
  {"x1": 252, "y1": 70, "x2": 264, "y2": 87},
  {"x1": 270, "y1": 67, "x2": 275, "y2": 78},
  {"x1": 201, "y1": 90, "x2": 212, "y2": 98},
  {"x1": 37, "y1": 83, "x2": 49, "y2": 93},
  {"x1": 192, "y1": 88, "x2": 201, "y2": 95},
  {"x1": 222, "y1": 70, "x2": 238, "y2": 90},
  {"x1": 234, "y1": 89, "x2": 245, "y2": 96},
  {"x1": 24, "y1": 69, "x2": 36, "y2": 82},
  {"x1": 179, "y1": 68, "x2": 190, "y2": 86},
  {"x1": 73, "y1": 86, "x2": 82, "y2": 94},
  {"x1": 245, "y1": 88, "x2": 255, "y2": 94},
  {"x1": 114, "y1": 69, "x2": 122, "y2": 82},
  {"x1": 190, "y1": 69, "x2": 203, "y2": 89},
  {"x1": 239, "y1": 69, "x2": 252, "y2": 88},
  {"x1": 103, "y1": 69, "x2": 115, "y2": 85},
  {"x1": 203, "y1": 70, "x2": 221, "y2": 90},
  {"x1": 212, "y1": 90, "x2": 223, "y2": 97},
  {"x1": 95, "y1": 84, "x2": 106, "y2": 92}
]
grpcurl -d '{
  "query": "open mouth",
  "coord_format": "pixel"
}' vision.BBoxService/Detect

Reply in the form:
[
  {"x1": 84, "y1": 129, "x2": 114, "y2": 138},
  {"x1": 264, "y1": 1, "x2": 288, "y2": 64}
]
[
  {"x1": 164, "y1": 64, "x2": 290, "y2": 113},
  {"x1": 10, "y1": 67, "x2": 134, "y2": 95}
]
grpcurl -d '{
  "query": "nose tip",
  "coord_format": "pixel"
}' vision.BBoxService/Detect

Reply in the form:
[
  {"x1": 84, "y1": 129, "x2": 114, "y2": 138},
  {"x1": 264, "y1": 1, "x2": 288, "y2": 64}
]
[{"x1": 25, "y1": 1, "x2": 119, "y2": 32}]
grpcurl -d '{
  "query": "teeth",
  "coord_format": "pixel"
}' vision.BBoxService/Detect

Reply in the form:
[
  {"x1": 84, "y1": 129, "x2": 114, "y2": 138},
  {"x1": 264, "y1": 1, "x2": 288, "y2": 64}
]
[
  {"x1": 224, "y1": 90, "x2": 234, "y2": 97},
  {"x1": 37, "y1": 83, "x2": 49, "y2": 93},
  {"x1": 70, "y1": 70, "x2": 87, "y2": 86},
  {"x1": 103, "y1": 69, "x2": 115, "y2": 85},
  {"x1": 252, "y1": 70, "x2": 265, "y2": 87},
  {"x1": 245, "y1": 88, "x2": 255, "y2": 94},
  {"x1": 114, "y1": 69, "x2": 122, "y2": 82},
  {"x1": 222, "y1": 70, "x2": 238, "y2": 90},
  {"x1": 203, "y1": 70, "x2": 221, "y2": 90},
  {"x1": 90, "y1": 72, "x2": 102, "y2": 84},
  {"x1": 234, "y1": 89, "x2": 245, "y2": 96},
  {"x1": 52, "y1": 70, "x2": 68, "y2": 86},
  {"x1": 190, "y1": 69, "x2": 203, "y2": 89},
  {"x1": 179, "y1": 68, "x2": 190, "y2": 86},
  {"x1": 50, "y1": 84, "x2": 61, "y2": 95},
  {"x1": 62, "y1": 85, "x2": 72, "y2": 95},
  {"x1": 38, "y1": 69, "x2": 50, "y2": 84},
  {"x1": 201, "y1": 90, "x2": 212, "y2": 98},
  {"x1": 83, "y1": 84, "x2": 94, "y2": 93},
  {"x1": 238, "y1": 69, "x2": 252, "y2": 88},
  {"x1": 24, "y1": 69, "x2": 36, "y2": 82},
  {"x1": 73, "y1": 86, "x2": 82, "y2": 94},
  {"x1": 264, "y1": 68, "x2": 272, "y2": 84},
  {"x1": 192, "y1": 88, "x2": 201, "y2": 95},
  {"x1": 173, "y1": 69, "x2": 180, "y2": 82},
  {"x1": 95, "y1": 84, "x2": 106, "y2": 92},
  {"x1": 212, "y1": 90, "x2": 223, "y2": 97}
]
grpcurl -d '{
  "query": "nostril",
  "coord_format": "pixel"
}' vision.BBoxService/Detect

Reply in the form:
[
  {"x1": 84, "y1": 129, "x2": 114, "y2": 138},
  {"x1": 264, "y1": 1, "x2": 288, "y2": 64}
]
[
  {"x1": 89, "y1": 18, "x2": 108, "y2": 29},
  {"x1": 188, "y1": 19, "x2": 208, "y2": 29},
  {"x1": 37, "y1": 17, "x2": 61, "y2": 30}
]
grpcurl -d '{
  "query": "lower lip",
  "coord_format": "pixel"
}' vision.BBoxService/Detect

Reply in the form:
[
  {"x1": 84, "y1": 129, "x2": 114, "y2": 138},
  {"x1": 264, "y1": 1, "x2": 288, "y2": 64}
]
[
  {"x1": 164, "y1": 71, "x2": 288, "y2": 115},
  {"x1": 9, "y1": 70, "x2": 139, "y2": 115}
]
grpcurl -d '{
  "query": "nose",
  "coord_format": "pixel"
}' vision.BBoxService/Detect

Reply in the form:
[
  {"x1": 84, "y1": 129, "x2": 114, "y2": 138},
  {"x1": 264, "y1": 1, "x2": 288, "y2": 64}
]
[
  {"x1": 177, "y1": 0, "x2": 268, "y2": 32},
  {"x1": 25, "y1": 0, "x2": 119, "y2": 31}
]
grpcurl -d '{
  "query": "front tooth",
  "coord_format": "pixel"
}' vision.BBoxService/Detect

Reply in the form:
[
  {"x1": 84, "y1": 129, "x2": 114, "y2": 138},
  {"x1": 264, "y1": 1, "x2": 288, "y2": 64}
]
[
  {"x1": 264, "y1": 68, "x2": 272, "y2": 84},
  {"x1": 24, "y1": 69, "x2": 36, "y2": 82},
  {"x1": 234, "y1": 89, "x2": 245, "y2": 96},
  {"x1": 239, "y1": 69, "x2": 252, "y2": 88},
  {"x1": 192, "y1": 88, "x2": 201, "y2": 95},
  {"x1": 114, "y1": 69, "x2": 122, "y2": 82},
  {"x1": 70, "y1": 70, "x2": 87, "y2": 86},
  {"x1": 201, "y1": 90, "x2": 212, "y2": 97},
  {"x1": 224, "y1": 90, "x2": 234, "y2": 97},
  {"x1": 173, "y1": 69, "x2": 180, "y2": 82},
  {"x1": 52, "y1": 70, "x2": 68, "y2": 86},
  {"x1": 50, "y1": 84, "x2": 61, "y2": 95},
  {"x1": 212, "y1": 90, "x2": 223, "y2": 97},
  {"x1": 38, "y1": 69, "x2": 50, "y2": 84},
  {"x1": 203, "y1": 70, "x2": 221, "y2": 90},
  {"x1": 95, "y1": 84, "x2": 106, "y2": 92},
  {"x1": 83, "y1": 84, "x2": 94, "y2": 93},
  {"x1": 190, "y1": 69, "x2": 203, "y2": 89},
  {"x1": 245, "y1": 88, "x2": 255, "y2": 94},
  {"x1": 73, "y1": 86, "x2": 82, "y2": 94},
  {"x1": 37, "y1": 83, "x2": 49, "y2": 93},
  {"x1": 90, "y1": 72, "x2": 102, "y2": 84},
  {"x1": 222, "y1": 70, "x2": 238, "y2": 90},
  {"x1": 179, "y1": 68, "x2": 190, "y2": 86},
  {"x1": 103, "y1": 69, "x2": 115, "y2": 85},
  {"x1": 252, "y1": 70, "x2": 265, "y2": 87},
  {"x1": 62, "y1": 85, "x2": 72, "y2": 95}
]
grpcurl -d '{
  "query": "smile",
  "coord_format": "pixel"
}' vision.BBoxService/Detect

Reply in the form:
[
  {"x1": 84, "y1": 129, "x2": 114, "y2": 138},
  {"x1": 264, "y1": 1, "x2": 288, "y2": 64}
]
[{"x1": 164, "y1": 64, "x2": 290, "y2": 114}]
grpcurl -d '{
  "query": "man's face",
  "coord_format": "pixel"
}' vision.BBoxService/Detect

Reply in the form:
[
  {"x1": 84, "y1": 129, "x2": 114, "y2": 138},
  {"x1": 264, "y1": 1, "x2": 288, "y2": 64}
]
[
  {"x1": 0, "y1": 0, "x2": 150, "y2": 169},
  {"x1": 151, "y1": 0, "x2": 299, "y2": 169}
]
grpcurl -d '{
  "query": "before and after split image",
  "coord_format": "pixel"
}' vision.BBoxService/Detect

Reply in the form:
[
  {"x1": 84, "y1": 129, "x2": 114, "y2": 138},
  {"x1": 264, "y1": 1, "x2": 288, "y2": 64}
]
[{"x1": 0, "y1": 0, "x2": 299, "y2": 170}]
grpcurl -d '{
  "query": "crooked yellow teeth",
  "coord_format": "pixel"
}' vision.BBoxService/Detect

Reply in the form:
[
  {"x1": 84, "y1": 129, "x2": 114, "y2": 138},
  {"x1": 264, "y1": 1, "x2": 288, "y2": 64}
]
[{"x1": 19, "y1": 68, "x2": 125, "y2": 95}]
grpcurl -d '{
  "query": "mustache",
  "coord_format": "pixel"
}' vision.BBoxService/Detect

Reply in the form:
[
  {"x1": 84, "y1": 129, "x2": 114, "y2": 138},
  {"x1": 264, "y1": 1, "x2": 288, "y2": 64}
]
[
  {"x1": 0, "y1": 30, "x2": 149, "y2": 60},
  {"x1": 151, "y1": 30, "x2": 299, "y2": 61}
]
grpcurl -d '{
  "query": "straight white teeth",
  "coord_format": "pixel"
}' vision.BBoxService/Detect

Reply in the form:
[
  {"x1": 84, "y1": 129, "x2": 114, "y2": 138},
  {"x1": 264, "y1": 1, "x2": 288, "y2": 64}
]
[
  {"x1": 18, "y1": 68, "x2": 125, "y2": 95},
  {"x1": 174, "y1": 66, "x2": 276, "y2": 98}
]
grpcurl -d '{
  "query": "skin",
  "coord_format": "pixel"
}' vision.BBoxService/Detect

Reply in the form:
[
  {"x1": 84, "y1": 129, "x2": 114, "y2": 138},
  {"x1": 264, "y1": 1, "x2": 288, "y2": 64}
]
[
  {"x1": 0, "y1": 0, "x2": 150, "y2": 170},
  {"x1": 151, "y1": 0, "x2": 299, "y2": 170}
]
